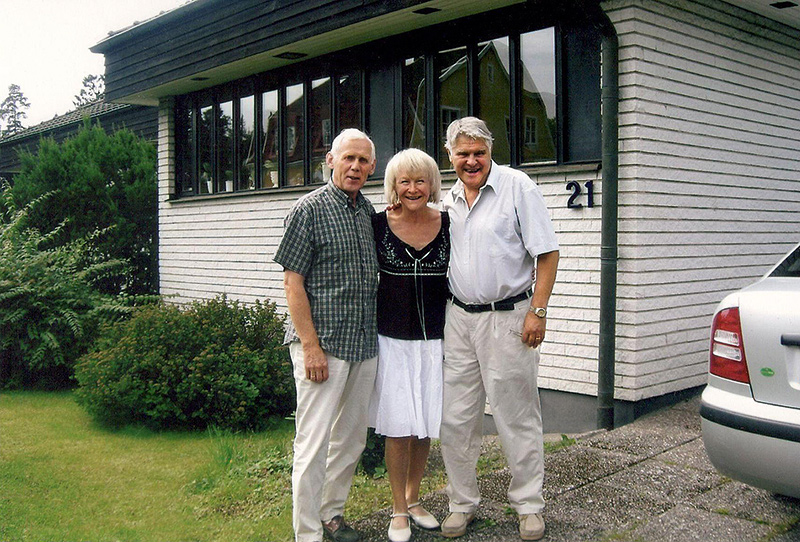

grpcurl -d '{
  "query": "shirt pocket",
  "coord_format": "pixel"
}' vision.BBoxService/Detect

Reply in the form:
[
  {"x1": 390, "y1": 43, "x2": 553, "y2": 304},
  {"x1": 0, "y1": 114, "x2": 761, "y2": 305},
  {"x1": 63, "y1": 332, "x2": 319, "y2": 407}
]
[{"x1": 487, "y1": 209, "x2": 521, "y2": 259}]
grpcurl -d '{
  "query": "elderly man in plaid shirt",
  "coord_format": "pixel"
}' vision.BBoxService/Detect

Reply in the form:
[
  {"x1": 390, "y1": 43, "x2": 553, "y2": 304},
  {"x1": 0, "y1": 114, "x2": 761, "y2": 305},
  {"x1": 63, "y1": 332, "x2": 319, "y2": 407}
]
[{"x1": 274, "y1": 128, "x2": 379, "y2": 542}]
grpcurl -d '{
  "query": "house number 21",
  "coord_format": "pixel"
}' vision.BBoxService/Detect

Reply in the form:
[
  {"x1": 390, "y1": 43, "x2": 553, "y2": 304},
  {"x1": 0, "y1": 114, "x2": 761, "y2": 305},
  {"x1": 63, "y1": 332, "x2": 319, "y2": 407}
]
[{"x1": 566, "y1": 180, "x2": 594, "y2": 208}]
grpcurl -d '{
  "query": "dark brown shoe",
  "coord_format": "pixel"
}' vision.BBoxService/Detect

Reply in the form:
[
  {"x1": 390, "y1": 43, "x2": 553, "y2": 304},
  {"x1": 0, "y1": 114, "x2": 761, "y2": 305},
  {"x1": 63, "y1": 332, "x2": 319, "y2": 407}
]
[{"x1": 323, "y1": 515, "x2": 359, "y2": 542}]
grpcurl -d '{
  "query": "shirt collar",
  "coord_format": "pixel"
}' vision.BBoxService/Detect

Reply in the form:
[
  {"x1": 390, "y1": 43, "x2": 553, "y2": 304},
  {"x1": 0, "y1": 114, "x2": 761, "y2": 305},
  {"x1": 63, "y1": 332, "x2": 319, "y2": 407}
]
[{"x1": 326, "y1": 179, "x2": 367, "y2": 209}]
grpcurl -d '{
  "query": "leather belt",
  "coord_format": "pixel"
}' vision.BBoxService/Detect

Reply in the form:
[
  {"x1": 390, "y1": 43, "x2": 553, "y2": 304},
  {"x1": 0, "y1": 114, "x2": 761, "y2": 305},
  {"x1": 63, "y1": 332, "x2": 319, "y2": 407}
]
[{"x1": 450, "y1": 289, "x2": 532, "y2": 313}]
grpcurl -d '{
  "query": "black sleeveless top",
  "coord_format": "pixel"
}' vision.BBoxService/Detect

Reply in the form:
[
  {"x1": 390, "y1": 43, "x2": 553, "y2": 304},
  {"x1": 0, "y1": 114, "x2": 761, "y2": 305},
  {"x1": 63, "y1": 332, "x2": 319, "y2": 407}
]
[{"x1": 372, "y1": 211, "x2": 450, "y2": 341}]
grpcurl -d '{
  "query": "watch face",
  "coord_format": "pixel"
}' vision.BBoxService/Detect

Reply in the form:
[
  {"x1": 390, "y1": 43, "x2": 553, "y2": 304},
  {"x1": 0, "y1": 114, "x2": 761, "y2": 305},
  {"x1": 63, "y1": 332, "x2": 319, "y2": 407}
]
[{"x1": 534, "y1": 308, "x2": 547, "y2": 318}]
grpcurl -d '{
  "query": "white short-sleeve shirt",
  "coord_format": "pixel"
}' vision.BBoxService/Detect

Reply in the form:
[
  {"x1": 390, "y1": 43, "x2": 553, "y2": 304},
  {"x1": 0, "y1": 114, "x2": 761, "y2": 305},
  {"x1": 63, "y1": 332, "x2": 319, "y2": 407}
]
[{"x1": 442, "y1": 161, "x2": 559, "y2": 304}]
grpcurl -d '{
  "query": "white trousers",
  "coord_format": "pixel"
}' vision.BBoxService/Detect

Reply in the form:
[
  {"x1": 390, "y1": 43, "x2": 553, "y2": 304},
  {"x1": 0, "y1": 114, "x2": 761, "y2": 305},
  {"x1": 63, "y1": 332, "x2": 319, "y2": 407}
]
[
  {"x1": 440, "y1": 299, "x2": 545, "y2": 515},
  {"x1": 290, "y1": 342, "x2": 378, "y2": 542}
]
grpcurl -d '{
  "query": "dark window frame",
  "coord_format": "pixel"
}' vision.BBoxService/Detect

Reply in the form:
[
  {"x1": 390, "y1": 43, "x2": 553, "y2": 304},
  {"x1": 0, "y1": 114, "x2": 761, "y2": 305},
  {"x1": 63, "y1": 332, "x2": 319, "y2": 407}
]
[{"x1": 173, "y1": 10, "x2": 600, "y2": 199}]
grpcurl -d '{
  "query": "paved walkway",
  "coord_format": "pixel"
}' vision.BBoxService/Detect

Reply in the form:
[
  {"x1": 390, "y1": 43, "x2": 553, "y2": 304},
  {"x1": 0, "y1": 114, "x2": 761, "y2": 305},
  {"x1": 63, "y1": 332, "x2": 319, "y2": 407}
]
[{"x1": 353, "y1": 395, "x2": 800, "y2": 541}]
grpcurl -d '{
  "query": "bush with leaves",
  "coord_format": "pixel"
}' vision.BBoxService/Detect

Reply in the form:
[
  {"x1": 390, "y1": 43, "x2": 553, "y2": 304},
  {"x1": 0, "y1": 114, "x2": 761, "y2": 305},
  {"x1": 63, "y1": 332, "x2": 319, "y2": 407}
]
[
  {"x1": 74, "y1": 295, "x2": 295, "y2": 431},
  {"x1": 11, "y1": 121, "x2": 157, "y2": 295},
  {"x1": 0, "y1": 185, "x2": 132, "y2": 389}
]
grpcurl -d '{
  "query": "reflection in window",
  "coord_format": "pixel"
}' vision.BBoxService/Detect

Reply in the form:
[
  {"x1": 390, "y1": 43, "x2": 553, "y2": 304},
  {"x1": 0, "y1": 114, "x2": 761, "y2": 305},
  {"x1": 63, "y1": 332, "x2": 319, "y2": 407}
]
[
  {"x1": 199, "y1": 105, "x2": 214, "y2": 194},
  {"x1": 402, "y1": 56, "x2": 426, "y2": 151},
  {"x1": 239, "y1": 95, "x2": 256, "y2": 190},
  {"x1": 338, "y1": 72, "x2": 362, "y2": 131},
  {"x1": 218, "y1": 101, "x2": 234, "y2": 192},
  {"x1": 286, "y1": 83, "x2": 305, "y2": 186},
  {"x1": 177, "y1": 105, "x2": 194, "y2": 195},
  {"x1": 310, "y1": 77, "x2": 331, "y2": 184},
  {"x1": 478, "y1": 37, "x2": 510, "y2": 165},
  {"x1": 521, "y1": 28, "x2": 556, "y2": 163},
  {"x1": 525, "y1": 116, "x2": 537, "y2": 145},
  {"x1": 261, "y1": 90, "x2": 279, "y2": 188},
  {"x1": 437, "y1": 46, "x2": 468, "y2": 168},
  {"x1": 441, "y1": 107, "x2": 460, "y2": 142}
]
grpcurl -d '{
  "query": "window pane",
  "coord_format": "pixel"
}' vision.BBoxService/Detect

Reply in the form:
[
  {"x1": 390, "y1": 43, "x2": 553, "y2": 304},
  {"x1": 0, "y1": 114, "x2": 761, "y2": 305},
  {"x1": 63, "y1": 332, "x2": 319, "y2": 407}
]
[
  {"x1": 310, "y1": 77, "x2": 331, "y2": 184},
  {"x1": 261, "y1": 90, "x2": 279, "y2": 189},
  {"x1": 337, "y1": 72, "x2": 362, "y2": 130},
  {"x1": 238, "y1": 95, "x2": 256, "y2": 190},
  {"x1": 437, "y1": 46, "x2": 468, "y2": 168},
  {"x1": 218, "y1": 101, "x2": 235, "y2": 192},
  {"x1": 199, "y1": 105, "x2": 214, "y2": 194},
  {"x1": 477, "y1": 37, "x2": 510, "y2": 165},
  {"x1": 521, "y1": 28, "x2": 556, "y2": 163},
  {"x1": 286, "y1": 83, "x2": 305, "y2": 186},
  {"x1": 402, "y1": 56, "x2": 426, "y2": 151},
  {"x1": 177, "y1": 104, "x2": 195, "y2": 195}
]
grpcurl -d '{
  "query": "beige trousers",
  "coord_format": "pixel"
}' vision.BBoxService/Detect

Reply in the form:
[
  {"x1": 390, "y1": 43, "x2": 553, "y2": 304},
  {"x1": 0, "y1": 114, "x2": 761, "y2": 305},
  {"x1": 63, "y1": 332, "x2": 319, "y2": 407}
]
[
  {"x1": 290, "y1": 342, "x2": 378, "y2": 542},
  {"x1": 440, "y1": 299, "x2": 545, "y2": 515}
]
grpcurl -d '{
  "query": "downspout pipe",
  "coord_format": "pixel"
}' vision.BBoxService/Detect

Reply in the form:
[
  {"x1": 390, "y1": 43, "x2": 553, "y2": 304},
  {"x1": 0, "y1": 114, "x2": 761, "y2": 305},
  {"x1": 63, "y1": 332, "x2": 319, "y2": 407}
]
[{"x1": 595, "y1": 6, "x2": 619, "y2": 430}]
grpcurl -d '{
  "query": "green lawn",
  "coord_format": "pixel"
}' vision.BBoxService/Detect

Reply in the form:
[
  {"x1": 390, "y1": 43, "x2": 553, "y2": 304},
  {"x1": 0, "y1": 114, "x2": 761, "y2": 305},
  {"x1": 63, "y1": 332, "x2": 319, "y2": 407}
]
[
  {"x1": 0, "y1": 391, "x2": 298, "y2": 542},
  {"x1": 1, "y1": 392, "x2": 548, "y2": 542}
]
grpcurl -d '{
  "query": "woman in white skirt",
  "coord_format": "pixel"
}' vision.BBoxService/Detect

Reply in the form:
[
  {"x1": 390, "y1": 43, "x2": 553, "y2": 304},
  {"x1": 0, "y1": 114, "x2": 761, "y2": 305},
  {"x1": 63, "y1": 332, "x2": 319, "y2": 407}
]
[{"x1": 370, "y1": 149, "x2": 449, "y2": 542}]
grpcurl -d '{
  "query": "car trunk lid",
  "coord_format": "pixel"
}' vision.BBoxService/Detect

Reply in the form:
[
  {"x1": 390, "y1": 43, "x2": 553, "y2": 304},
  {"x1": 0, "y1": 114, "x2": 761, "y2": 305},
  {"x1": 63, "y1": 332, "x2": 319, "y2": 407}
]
[{"x1": 739, "y1": 278, "x2": 800, "y2": 409}]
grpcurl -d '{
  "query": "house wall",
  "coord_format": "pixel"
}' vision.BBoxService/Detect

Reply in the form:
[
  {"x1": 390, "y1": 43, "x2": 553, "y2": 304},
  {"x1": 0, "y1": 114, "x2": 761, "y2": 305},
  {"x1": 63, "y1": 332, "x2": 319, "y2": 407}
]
[
  {"x1": 157, "y1": 92, "x2": 603, "y2": 399},
  {"x1": 606, "y1": 0, "x2": 800, "y2": 402},
  {"x1": 155, "y1": 0, "x2": 800, "y2": 418}
]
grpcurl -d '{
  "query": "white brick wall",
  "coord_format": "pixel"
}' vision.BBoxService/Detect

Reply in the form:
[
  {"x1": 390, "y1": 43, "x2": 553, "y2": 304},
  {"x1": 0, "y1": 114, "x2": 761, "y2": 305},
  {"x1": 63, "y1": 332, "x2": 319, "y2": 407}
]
[
  {"x1": 155, "y1": 133, "x2": 603, "y2": 396},
  {"x1": 605, "y1": 0, "x2": 800, "y2": 401}
]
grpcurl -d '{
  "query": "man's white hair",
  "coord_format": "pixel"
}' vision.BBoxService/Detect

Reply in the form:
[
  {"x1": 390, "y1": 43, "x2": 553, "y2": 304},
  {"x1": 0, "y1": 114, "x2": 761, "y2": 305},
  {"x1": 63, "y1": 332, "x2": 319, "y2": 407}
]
[
  {"x1": 444, "y1": 116, "x2": 494, "y2": 153},
  {"x1": 329, "y1": 128, "x2": 376, "y2": 162}
]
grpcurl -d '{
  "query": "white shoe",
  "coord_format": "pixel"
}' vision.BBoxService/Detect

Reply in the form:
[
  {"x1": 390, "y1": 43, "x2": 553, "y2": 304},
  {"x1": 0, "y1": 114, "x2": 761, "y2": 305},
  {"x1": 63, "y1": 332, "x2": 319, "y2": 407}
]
[
  {"x1": 388, "y1": 512, "x2": 411, "y2": 542},
  {"x1": 407, "y1": 502, "x2": 439, "y2": 530}
]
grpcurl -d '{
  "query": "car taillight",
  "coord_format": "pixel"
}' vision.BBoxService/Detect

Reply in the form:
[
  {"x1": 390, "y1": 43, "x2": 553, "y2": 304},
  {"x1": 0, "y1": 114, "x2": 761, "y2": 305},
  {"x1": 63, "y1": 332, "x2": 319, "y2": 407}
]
[{"x1": 709, "y1": 307, "x2": 750, "y2": 383}]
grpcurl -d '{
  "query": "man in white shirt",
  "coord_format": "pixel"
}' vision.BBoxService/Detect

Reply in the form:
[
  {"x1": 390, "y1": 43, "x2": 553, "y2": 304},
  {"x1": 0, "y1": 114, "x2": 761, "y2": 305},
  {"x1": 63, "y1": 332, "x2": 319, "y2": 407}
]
[{"x1": 439, "y1": 117, "x2": 559, "y2": 541}]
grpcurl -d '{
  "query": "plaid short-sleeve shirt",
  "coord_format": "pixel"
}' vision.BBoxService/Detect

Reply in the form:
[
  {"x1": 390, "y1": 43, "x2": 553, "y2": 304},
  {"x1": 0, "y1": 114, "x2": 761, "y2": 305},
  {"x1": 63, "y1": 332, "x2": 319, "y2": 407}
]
[{"x1": 274, "y1": 181, "x2": 379, "y2": 362}]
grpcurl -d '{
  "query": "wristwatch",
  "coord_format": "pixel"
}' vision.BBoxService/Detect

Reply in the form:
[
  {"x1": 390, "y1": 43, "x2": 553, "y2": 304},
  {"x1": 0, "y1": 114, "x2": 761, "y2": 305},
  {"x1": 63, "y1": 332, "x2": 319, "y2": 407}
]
[{"x1": 530, "y1": 306, "x2": 547, "y2": 318}]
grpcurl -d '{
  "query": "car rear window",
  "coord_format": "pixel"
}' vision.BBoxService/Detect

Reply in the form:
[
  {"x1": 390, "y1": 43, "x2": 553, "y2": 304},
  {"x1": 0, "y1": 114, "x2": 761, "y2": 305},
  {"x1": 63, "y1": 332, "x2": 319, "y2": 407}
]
[{"x1": 770, "y1": 245, "x2": 800, "y2": 278}]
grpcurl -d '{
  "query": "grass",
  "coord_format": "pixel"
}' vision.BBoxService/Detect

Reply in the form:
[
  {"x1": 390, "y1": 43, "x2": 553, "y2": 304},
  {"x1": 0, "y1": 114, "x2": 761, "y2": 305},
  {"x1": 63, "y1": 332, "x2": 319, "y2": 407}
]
[
  {"x1": 1, "y1": 392, "x2": 576, "y2": 542},
  {"x1": 0, "y1": 392, "x2": 439, "y2": 542},
  {"x1": 0, "y1": 391, "x2": 296, "y2": 541}
]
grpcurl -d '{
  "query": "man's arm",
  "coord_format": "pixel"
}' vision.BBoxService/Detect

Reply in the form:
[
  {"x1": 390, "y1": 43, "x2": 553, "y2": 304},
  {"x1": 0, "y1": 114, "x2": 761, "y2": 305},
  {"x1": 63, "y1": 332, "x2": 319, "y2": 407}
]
[
  {"x1": 521, "y1": 250, "x2": 559, "y2": 348},
  {"x1": 284, "y1": 269, "x2": 328, "y2": 383}
]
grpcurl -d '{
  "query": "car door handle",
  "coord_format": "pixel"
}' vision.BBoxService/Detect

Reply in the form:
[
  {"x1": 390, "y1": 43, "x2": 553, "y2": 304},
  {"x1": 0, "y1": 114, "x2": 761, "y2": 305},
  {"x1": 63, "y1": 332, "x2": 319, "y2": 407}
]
[{"x1": 780, "y1": 334, "x2": 800, "y2": 347}]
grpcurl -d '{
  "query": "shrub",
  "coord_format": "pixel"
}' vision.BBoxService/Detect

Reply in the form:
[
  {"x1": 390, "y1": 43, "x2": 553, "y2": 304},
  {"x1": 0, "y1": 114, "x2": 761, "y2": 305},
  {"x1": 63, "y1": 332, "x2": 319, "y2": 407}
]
[
  {"x1": 0, "y1": 185, "x2": 132, "y2": 389},
  {"x1": 11, "y1": 122, "x2": 157, "y2": 295},
  {"x1": 74, "y1": 295, "x2": 295, "y2": 431}
]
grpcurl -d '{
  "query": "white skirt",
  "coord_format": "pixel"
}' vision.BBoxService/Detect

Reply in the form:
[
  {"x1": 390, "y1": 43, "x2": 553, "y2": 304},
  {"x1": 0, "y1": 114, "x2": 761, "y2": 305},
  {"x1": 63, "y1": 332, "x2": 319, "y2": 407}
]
[{"x1": 369, "y1": 335, "x2": 443, "y2": 439}]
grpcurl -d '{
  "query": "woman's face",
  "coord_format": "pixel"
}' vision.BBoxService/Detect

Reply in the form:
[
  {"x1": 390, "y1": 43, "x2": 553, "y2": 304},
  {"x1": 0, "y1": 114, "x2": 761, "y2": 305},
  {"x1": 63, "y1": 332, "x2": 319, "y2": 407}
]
[{"x1": 395, "y1": 171, "x2": 431, "y2": 211}]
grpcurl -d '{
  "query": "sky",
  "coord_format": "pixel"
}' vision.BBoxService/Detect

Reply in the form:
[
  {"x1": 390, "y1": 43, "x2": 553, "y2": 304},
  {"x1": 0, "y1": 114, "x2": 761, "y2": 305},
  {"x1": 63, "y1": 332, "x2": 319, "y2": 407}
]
[{"x1": 0, "y1": 0, "x2": 190, "y2": 127}]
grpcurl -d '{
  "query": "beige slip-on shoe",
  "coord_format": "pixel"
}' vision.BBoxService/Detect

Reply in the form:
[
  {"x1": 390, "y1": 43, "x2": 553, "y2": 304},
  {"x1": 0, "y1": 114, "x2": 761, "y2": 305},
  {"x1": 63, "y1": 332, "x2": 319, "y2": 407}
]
[
  {"x1": 519, "y1": 513, "x2": 545, "y2": 541},
  {"x1": 440, "y1": 511, "x2": 475, "y2": 538}
]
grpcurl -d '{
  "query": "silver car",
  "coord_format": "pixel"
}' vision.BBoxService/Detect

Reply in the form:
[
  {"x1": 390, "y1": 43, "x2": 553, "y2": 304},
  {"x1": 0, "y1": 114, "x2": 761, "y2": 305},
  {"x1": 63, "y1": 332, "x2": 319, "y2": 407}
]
[{"x1": 700, "y1": 242, "x2": 800, "y2": 499}]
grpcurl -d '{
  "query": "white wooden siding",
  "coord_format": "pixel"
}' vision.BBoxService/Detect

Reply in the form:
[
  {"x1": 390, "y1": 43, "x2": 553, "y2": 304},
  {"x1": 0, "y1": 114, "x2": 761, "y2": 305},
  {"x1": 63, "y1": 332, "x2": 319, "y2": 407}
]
[
  {"x1": 156, "y1": 115, "x2": 603, "y2": 396},
  {"x1": 606, "y1": 0, "x2": 800, "y2": 401}
]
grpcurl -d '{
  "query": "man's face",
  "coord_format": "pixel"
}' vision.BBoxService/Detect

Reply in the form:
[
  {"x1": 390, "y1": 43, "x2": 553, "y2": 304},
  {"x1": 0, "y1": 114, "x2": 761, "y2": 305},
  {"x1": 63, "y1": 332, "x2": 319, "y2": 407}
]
[
  {"x1": 326, "y1": 138, "x2": 376, "y2": 199},
  {"x1": 448, "y1": 136, "x2": 492, "y2": 191}
]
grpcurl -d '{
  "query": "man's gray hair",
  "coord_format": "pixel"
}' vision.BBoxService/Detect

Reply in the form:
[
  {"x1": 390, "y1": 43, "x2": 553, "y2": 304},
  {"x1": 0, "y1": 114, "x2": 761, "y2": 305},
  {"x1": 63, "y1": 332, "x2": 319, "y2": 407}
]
[
  {"x1": 444, "y1": 117, "x2": 494, "y2": 153},
  {"x1": 329, "y1": 128, "x2": 376, "y2": 162}
]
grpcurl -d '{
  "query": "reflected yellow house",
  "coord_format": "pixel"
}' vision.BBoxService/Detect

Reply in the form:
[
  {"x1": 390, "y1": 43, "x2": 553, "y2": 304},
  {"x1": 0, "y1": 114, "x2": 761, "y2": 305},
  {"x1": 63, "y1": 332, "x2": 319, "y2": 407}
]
[{"x1": 409, "y1": 40, "x2": 555, "y2": 165}]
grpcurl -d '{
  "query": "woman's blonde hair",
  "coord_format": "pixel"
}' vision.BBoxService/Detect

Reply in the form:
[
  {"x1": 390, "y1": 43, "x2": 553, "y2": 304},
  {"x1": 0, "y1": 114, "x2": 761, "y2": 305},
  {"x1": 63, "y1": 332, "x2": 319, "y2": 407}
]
[{"x1": 383, "y1": 148, "x2": 442, "y2": 205}]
